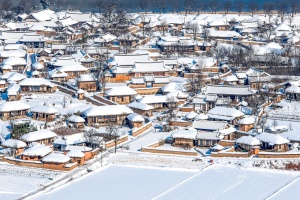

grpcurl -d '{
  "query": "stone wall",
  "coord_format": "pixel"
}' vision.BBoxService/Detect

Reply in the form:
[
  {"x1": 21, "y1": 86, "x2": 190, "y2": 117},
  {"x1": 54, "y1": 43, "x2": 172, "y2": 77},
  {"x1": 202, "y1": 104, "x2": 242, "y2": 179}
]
[{"x1": 132, "y1": 122, "x2": 152, "y2": 137}]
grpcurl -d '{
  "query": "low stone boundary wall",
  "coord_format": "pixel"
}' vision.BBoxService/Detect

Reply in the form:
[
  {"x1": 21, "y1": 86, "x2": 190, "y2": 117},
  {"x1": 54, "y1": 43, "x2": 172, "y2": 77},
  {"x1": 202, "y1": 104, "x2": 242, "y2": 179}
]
[
  {"x1": 258, "y1": 152, "x2": 300, "y2": 158},
  {"x1": 105, "y1": 135, "x2": 128, "y2": 149},
  {"x1": 211, "y1": 152, "x2": 250, "y2": 158},
  {"x1": 132, "y1": 122, "x2": 152, "y2": 137},
  {"x1": 141, "y1": 147, "x2": 197, "y2": 156}
]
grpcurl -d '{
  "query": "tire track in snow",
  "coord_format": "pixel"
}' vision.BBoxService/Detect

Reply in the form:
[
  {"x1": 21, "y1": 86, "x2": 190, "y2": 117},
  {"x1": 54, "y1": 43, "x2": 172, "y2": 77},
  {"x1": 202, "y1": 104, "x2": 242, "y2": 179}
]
[
  {"x1": 151, "y1": 164, "x2": 214, "y2": 200},
  {"x1": 265, "y1": 175, "x2": 300, "y2": 200}
]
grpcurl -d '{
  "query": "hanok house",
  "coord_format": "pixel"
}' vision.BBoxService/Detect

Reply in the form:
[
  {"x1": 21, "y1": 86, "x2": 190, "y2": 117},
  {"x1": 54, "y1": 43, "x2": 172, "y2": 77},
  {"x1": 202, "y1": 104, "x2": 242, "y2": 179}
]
[
  {"x1": 65, "y1": 145, "x2": 97, "y2": 161},
  {"x1": 246, "y1": 67, "x2": 271, "y2": 89},
  {"x1": 127, "y1": 113, "x2": 145, "y2": 128},
  {"x1": 67, "y1": 115, "x2": 85, "y2": 129},
  {"x1": 1, "y1": 139, "x2": 27, "y2": 155},
  {"x1": 138, "y1": 95, "x2": 179, "y2": 111},
  {"x1": 20, "y1": 144, "x2": 53, "y2": 161},
  {"x1": 66, "y1": 149, "x2": 85, "y2": 165},
  {"x1": 207, "y1": 107, "x2": 244, "y2": 125},
  {"x1": 172, "y1": 128, "x2": 198, "y2": 147},
  {"x1": 49, "y1": 69, "x2": 69, "y2": 82},
  {"x1": 129, "y1": 61, "x2": 170, "y2": 77},
  {"x1": 0, "y1": 101, "x2": 30, "y2": 120},
  {"x1": 285, "y1": 86, "x2": 300, "y2": 100},
  {"x1": 0, "y1": 49, "x2": 26, "y2": 62},
  {"x1": 193, "y1": 120, "x2": 229, "y2": 132},
  {"x1": 205, "y1": 85, "x2": 253, "y2": 104},
  {"x1": 236, "y1": 136, "x2": 260, "y2": 154},
  {"x1": 53, "y1": 133, "x2": 86, "y2": 151},
  {"x1": 105, "y1": 86, "x2": 137, "y2": 104},
  {"x1": 20, "y1": 130, "x2": 57, "y2": 146},
  {"x1": 42, "y1": 153, "x2": 72, "y2": 170},
  {"x1": 82, "y1": 105, "x2": 133, "y2": 126},
  {"x1": 127, "y1": 102, "x2": 154, "y2": 117},
  {"x1": 30, "y1": 105, "x2": 58, "y2": 122},
  {"x1": 6, "y1": 83, "x2": 21, "y2": 101},
  {"x1": 56, "y1": 64, "x2": 88, "y2": 79},
  {"x1": 77, "y1": 73, "x2": 97, "y2": 92},
  {"x1": 2, "y1": 57, "x2": 27, "y2": 73},
  {"x1": 238, "y1": 117, "x2": 255, "y2": 132},
  {"x1": 19, "y1": 78, "x2": 57, "y2": 93},
  {"x1": 255, "y1": 132, "x2": 289, "y2": 152}
]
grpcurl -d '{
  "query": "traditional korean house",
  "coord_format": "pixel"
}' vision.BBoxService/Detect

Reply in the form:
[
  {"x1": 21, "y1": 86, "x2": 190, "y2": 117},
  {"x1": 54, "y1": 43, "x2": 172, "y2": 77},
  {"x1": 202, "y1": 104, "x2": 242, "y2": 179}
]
[
  {"x1": 49, "y1": 69, "x2": 69, "y2": 82},
  {"x1": 20, "y1": 130, "x2": 57, "y2": 145},
  {"x1": 105, "y1": 86, "x2": 137, "y2": 104},
  {"x1": 205, "y1": 85, "x2": 253, "y2": 104},
  {"x1": 127, "y1": 113, "x2": 145, "y2": 128},
  {"x1": 67, "y1": 115, "x2": 85, "y2": 129},
  {"x1": 77, "y1": 73, "x2": 97, "y2": 92},
  {"x1": 82, "y1": 105, "x2": 133, "y2": 126},
  {"x1": 1, "y1": 139, "x2": 27, "y2": 155},
  {"x1": 6, "y1": 83, "x2": 21, "y2": 101},
  {"x1": 20, "y1": 144, "x2": 53, "y2": 161},
  {"x1": 138, "y1": 95, "x2": 179, "y2": 111},
  {"x1": 246, "y1": 67, "x2": 271, "y2": 90},
  {"x1": 42, "y1": 153, "x2": 72, "y2": 170},
  {"x1": 193, "y1": 121, "x2": 229, "y2": 132},
  {"x1": 2, "y1": 57, "x2": 27, "y2": 73},
  {"x1": 255, "y1": 132, "x2": 289, "y2": 152},
  {"x1": 172, "y1": 128, "x2": 197, "y2": 147},
  {"x1": 207, "y1": 107, "x2": 244, "y2": 125},
  {"x1": 30, "y1": 105, "x2": 58, "y2": 122},
  {"x1": 65, "y1": 145, "x2": 97, "y2": 161},
  {"x1": 126, "y1": 102, "x2": 154, "y2": 117},
  {"x1": 0, "y1": 101, "x2": 30, "y2": 120},
  {"x1": 238, "y1": 117, "x2": 255, "y2": 132},
  {"x1": 66, "y1": 150, "x2": 85, "y2": 165},
  {"x1": 19, "y1": 78, "x2": 57, "y2": 93},
  {"x1": 236, "y1": 135, "x2": 260, "y2": 154}
]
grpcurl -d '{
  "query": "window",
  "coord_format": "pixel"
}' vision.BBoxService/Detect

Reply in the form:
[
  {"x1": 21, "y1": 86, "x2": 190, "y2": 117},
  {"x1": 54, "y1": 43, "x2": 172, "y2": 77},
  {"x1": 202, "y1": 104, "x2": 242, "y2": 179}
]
[{"x1": 206, "y1": 140, "x2": 210, "y2": 146}]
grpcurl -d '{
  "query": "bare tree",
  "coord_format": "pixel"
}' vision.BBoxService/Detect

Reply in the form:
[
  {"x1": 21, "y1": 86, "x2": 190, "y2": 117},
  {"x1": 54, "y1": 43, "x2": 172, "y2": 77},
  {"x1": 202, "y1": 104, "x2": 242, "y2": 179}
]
[
  {"x1": 263, "y1": 2, "x2": 274, "y2": 18},
  {"x1": 209, "y1": 0, "x2": 219, "y2": 14},
  {"x1": 289, "y1": 0, "x2": 299, "y2": 17},
  {"x1": 235, "y1": 0, "x2": 244, "y2": 16},
  {"x1": 139, "y1": 0, "x2": 150, "y2": 14},
  {"x1": 248, "y1": 0, "x2": 258, "y2": 17},
  {"x1": 84, "y1": 129, "x2": 103, "y2": 149},
  {"x1": 164, "y1": 95, "x2": 178, "y2": 132},
  {"x1": 183, "y1": 0, "x2": 195, "y2": 15},
  {"x1": 160, "y1": 20, "x2": 168, "y2": 36},
  {"x1": 95, "y1": 48, "x2": 110, "y2": 93},
  {"x1": 105, "y1": 120, "x2": 120, "y2": 153},
  {"x1": 223, "y1": 0, "x2": 232, "y2": 15}
]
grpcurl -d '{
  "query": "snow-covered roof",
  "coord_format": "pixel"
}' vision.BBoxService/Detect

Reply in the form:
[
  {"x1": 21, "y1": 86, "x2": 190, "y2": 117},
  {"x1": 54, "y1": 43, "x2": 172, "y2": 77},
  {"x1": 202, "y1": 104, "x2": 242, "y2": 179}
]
[
  {"x1": 286, "y1": 86, "x2": 300, "y2": 94},
  {"x1": 66, "y1": 149, "x2": 85, "y2": 158},
  {"x1": 131, "y1": 61, "x2": 169, "y2": 73},
  {"x1": 2, "y1": 57, "x2": 26, "y2": 66},
  {"x1": 193, "y1": 121, "x2": 227, "y2": 131},
  {"x1": 7, "y1": 83, "x2": 20, "y2": 96},
  {"x1": 172, "y1": 128, "x2": 197, "y2": 139},
  {"x1": 255, "y1": 132, "x2": 290, "y2": 145},
  {"x1": 42, "y1": 152, "x2": 70, "y2": 163},
  {"x1": 127, "y1": 113, "x2": 145, "y2": 122},
  {"x1": 21, "y1": 144, "x2": 52, "y2": 157},
  {"x1": 21, "y1": 130, "x2": 57, "y2": 142},
  {"x1": 127, "y1": 102, "x2": 154, "y2": 111},
  {"x1": 1, "y1": 72, "x2": 26, "y2": 82},
  {"x1": 185, "y1": 112, "x2": 198, "y2": 120},
  {"x1": 82, "y1": 105, "x2": 133, "y2": 117},
  {"x1": 105, "y1": 86, "x2": 137, "y2": 96},
  {"x1": 0, "y1": 101, "x2": 30, "y2": 112},
  {"x1": 222, "y1": 75, "x2": 238, "y2": 82},
  {"x1": 212, "y1": 144, "x2": 224, "y2": 150},
  {"x1": 194, "y1": 114, "x2": 208, "y2": 121},
  {"x1": 138, "y1": 95, "x2": 178, "y2": 104},
  {"x1": 161, "y1": 82, "x2": 187, "y2": 93},
  {"x1": 65, "y1": 145, "x2": 92, "y2": 152},
  {"x1": 196, "y1": 131, "x2": 222, "y2": 140},
  {"x1": 68, "y1": 115, "x2": 85, "y2": 123},
  {"x1": 31, "y1": 105, "x2": 58, "y2": 114},
  {"x1": 32, "y1": 62, "x2": 44, "y2": 70},
  {"x1": 77, "y1": 73, "x2": 96, "y2": 82},
  {"x1": 236, "y1": 135, "x2": 260, "y2": 146},
  {"x1": 206, "y1": 85, "x2": 252, "y2": 96},
  {"x1": 19, "y1": 78, "x2": 55, "y2": 87},
  {"x1": 0, "y1": 49, "x2": 26, "y2": 58},
  {"x1": 208, "y1": 107, "x2": 244, "y2": 121},
  {"x1": 53, "y1": 133, "x2": 86, "y2": 146},
  {"x1": 2, "y1": 139, "x2": 26, "y2": 148},
  {"x1": 238, "y1": 117, "x2": 255, "y2": 125},
  {"x1": 112, "y1": 54, "x2": 150, "y2": 66}
]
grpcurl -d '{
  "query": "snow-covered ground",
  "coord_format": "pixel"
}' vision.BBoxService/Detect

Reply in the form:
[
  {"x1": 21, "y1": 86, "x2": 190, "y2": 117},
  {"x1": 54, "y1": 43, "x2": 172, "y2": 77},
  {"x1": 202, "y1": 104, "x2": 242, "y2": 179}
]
[
  {"x1": 268, "y1": 177, "x2": 300, "y2": 200},
  {"x1": 35, "y1": 165, "x2": 195, "y2": 200},
  {"x1": 156, "y1": 165, "x2": 298, "y2": 200},
  {"x1": 0, "y1": 174, "x2": 51, "y2": 200}
]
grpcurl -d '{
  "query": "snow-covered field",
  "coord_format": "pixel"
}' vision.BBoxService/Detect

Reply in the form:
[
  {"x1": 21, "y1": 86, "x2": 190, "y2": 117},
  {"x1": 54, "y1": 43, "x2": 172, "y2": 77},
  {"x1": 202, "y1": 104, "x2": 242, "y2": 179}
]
[
  {"x1": 268, "y1": 177, "x2": 300, "y2": 200},
  {"x1": 0, "y1": 174, "x2": 50, "y2": 200},
  {"x1": 156, "y1": 165, "x2": 298, "y2": 200},
  {"x1": 33, "y1": 163, "x2": 300, "y2": 200},
  {"x1": 35, "y1": 165, "x2": 195, "y2": 200}
]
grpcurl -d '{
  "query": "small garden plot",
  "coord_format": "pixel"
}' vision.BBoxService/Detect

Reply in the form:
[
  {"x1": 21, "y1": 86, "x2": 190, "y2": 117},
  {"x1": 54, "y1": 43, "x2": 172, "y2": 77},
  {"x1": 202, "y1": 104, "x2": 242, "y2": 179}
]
[
  {"x1": 156, "y1": 165, "x2": 298, "y2": 200},
  {"x1": 36, "y1": 165, "x2": 195, "y2": 200}
]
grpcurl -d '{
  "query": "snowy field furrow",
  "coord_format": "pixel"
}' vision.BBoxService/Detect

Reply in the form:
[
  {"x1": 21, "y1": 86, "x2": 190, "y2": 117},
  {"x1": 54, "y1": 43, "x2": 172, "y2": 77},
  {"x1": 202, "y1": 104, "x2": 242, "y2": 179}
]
[{"x1": 268, "y1": 177, "x2": 300, "y2": 200}]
